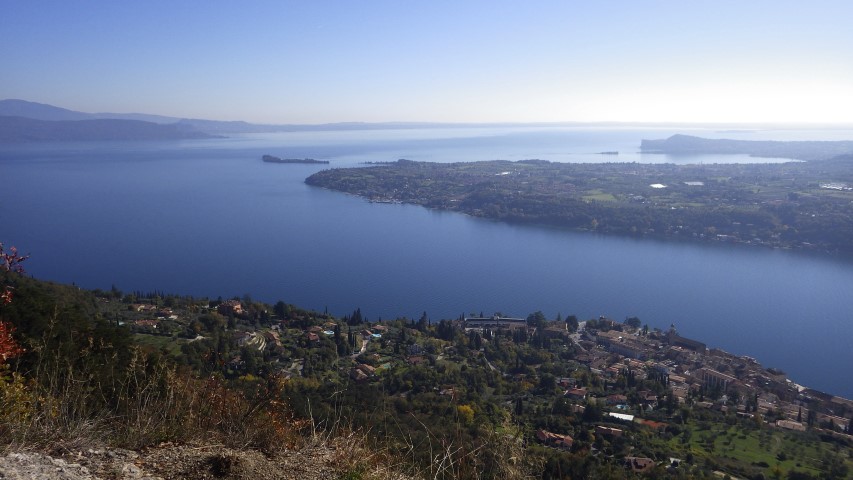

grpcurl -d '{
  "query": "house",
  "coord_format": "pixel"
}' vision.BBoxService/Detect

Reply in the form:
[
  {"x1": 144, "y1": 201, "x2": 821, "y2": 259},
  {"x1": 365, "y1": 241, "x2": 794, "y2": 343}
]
[
  {"x1": 667, "y1": 331, "x2": 706, "y2": 352},
  {"x1": 263, "y1": 331, "x2": 282, "y2": 348},
  {"x1": 535, "y1": 430, "x2": 573, "y2": 450},
  {"x1": 217, "y1": 300, "x2": 243, "y2": 316},
  {"x1": 637, "y1": 390, "x2": 658, "y2": 405},
  {"x1": 350, "y1": 368, "x2": 369, "y2": 382},
  {"x1": 407, "y1": 355, "x2": 426, "y2": 365},
  {"x1": 626, "y1": 359, "x2": 646, "y2": 370},
  {"x1": 305, "y1": 332, "x2": 320, "y2": 343},
  {"x1": 670, "y1": 386, "x2": 689, "y2": 403},
  {"x1": 697, "y1": 368, "x2": 737, "y2": 392},
  {"x1": 615, "y1": 342, "x2": 647, "y2": 360},
  {"x1": 464, "y1": 315, "x2": 528, "y2": 331},
  {"x1": 623, "y1": 456, "x2": 655, "y2": 474},
  {"x1": 607, "y1": 412, "x2": 634, "y2": 422},
  {"x1": 234, "y1": 331, "x2": 253, "y2": 346},
  {"x1": 543, "y1": 323, "x2": 568, "y2": 339},
  {"x1": 557, "y1": 377, "x2": 577, "y2": 389},
  {"x1": 133, "y1": 319, "x2": 159, "y2": 328},
  {"x1": 595, "y1": 426, "x2": 623, "y2": 438},
  {"x1": 776, "y1": 419, "x2": 806, "y2": 432},
  {"x1": 439, "y1": 387, "x2": 457, "y2": 399},
  {"x1": 565, "y1": 388, "x2": 588, "y2": 401}
]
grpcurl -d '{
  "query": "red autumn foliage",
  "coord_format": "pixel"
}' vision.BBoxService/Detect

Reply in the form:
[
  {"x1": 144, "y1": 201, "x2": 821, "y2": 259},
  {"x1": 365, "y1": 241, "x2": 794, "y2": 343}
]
[
  {"x1": 1, "y1": 242, "x2": 28, "y2": 361},
  {"x1": 0, "y1": 320, "x2": 23, "y2": 362}
]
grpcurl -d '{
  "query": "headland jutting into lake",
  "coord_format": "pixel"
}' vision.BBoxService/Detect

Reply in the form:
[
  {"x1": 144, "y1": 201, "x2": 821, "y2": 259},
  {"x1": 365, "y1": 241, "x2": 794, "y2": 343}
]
[{"x1": 306, "y1": 137, "x2": 853, "y2": 255}]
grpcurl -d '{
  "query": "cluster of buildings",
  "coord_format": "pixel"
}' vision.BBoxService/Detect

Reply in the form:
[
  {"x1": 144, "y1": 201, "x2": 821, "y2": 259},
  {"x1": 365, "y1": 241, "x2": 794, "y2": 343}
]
[{"x1": 572, "y1": 320, "x2": 851, "y2": 435}]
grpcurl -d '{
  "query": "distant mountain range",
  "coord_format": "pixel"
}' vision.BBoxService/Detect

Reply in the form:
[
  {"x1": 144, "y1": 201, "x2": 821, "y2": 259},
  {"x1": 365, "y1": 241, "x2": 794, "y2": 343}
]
[
  {"x1": 6, "y1": 99, "x2": 852, "y2": 144},
  {"x1": 0, "y1": 99, "x2": 496, "y2": 141},
  {"x1": 0, "y1": 99, "x2": 180, "y2": 124},
  {"x1": 0, "y1": 99, "x2": 274, "y2": 141},
  {"x1": 0, "y1": 116, "x2": 217, "y2": 142}
]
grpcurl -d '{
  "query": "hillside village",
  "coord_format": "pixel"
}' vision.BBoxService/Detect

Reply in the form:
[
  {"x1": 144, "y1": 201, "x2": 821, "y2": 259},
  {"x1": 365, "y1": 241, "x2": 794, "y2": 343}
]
[{"x1": 85, "y1": 285, "x2": 853, "y2": 479}]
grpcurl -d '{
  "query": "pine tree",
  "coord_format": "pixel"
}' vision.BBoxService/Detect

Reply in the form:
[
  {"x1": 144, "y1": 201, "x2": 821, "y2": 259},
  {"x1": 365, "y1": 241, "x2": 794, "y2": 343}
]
[{"x1": 417, "y1": 311, "x2": 428, "y2": 331}]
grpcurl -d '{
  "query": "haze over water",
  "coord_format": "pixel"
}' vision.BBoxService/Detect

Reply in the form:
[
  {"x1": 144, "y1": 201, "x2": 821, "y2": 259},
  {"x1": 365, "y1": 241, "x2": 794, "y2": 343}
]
[{"x1": 2, "y1": 126, "x2": 852, "y2": 398}]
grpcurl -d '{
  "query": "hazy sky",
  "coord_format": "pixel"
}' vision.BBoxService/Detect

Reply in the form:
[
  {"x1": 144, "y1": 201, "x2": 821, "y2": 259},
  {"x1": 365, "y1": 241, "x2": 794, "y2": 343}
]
[{"x1": 2, "y1": 1, "x2": 853, "y2": 124}]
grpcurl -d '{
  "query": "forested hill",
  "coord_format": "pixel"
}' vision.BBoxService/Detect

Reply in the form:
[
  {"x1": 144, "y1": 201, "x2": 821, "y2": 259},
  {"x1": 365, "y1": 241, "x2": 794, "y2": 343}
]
[
  {"x1": 2, "y1": 268, "x2": 852, "y2": 479},
  {"x1": 641, "y1": 135, "x2": 853, "y2": 161},
  {"x1": 0, "y1": 115, "x2": 217, "y2": 142},
  {"x1": 306, "y1": 158, "x2": 853, "y2": 254}
]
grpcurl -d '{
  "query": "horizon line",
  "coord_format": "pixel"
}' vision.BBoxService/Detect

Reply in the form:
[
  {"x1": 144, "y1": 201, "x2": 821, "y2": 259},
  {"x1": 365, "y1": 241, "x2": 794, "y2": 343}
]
[{"x1": 4, "y1": 98, "x2": 853, "y2": 129}]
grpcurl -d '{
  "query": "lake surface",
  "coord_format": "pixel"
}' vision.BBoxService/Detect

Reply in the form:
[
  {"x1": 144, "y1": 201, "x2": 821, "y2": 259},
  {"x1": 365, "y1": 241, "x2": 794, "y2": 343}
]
[{"x1": 2, "y1": 126, "x2": 852, "y2": 397}]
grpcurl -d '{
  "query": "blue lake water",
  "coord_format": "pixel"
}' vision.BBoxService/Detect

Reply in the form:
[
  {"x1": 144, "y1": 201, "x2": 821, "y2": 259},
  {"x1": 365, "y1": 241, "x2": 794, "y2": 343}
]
[{"x1": 2, "y1": 126, "x2": 852, "y2": 397}]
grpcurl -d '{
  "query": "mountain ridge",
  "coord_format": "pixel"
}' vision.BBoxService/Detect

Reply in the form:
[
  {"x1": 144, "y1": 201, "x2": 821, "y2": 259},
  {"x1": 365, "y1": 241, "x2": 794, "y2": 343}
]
[{"x1": 0, "y1": 115, "x2": 217, "y2": 142}]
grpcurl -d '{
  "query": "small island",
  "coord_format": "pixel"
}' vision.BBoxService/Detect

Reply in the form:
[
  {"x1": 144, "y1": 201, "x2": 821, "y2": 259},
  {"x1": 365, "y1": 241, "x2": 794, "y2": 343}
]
[{"x1": 262, "y1": 154, "x2": 329, "y2": 164}]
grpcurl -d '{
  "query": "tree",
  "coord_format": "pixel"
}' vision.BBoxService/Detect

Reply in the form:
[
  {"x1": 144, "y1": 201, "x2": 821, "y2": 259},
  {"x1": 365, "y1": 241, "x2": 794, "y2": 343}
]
[
  {"x1": 527, "y1": 311, "x2": 547, "y2": 329},
  {"x1": 273, "y1": 301, "x2": 288, "y2": 319},
  {"x1": 538, "y1": 373, "x2": 557, "y2": 393},
  {"x1": 347, "y1": 307, "x2": 364, "y2": 326},
  {"x1": 1, "y1": 243, "x2": 28, "y2": 305},
  {"x1": 1, "y1": 243, "x2": 28, "y2": 362},
  {"x1": 457, "y1": 404, "x2": 475, "y2": 426},
  {"x1": 806, "y1": 408, "x2": 817, "y2": 427},
  {"x1": 566, "y1": 315, "x2": 579, "y2": 332},
  {"x1": 416, "y1": 311, "x2": 428, "y2": 331}
]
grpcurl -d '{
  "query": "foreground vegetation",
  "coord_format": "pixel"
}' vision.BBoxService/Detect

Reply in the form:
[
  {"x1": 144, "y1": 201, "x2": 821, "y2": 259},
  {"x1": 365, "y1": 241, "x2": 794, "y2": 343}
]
[
  {"x1": 305, "y1": 153, "x2": 853, "y2": 255},
  {"x1": 2, "y1": 256, "x2": 851, "y2": 479}
]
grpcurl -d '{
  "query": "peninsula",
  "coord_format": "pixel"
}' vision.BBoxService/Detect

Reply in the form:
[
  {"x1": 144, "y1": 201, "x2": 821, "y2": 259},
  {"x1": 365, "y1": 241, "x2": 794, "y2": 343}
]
[
  {"x1": 306, "y1": 154, "x2": 853, "y2": 255},
  {"x1": 641, "y1": 134, "x2": 853, "y2": 161}
]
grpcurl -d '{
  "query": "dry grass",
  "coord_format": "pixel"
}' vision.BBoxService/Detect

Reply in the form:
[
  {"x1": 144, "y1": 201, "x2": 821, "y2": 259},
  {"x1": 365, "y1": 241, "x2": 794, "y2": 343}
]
[
  {"x1": 1, "y1": 313, "x2": 533, "y2": 480},
  {"x1": 1, "y1": 339, "x2": 303, "y2": 456}
]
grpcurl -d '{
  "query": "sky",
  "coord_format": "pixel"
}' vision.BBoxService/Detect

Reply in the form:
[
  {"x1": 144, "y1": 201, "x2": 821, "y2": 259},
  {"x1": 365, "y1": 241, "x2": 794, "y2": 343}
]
[{"x1": 2, "y1": 1, "x2": 853, "y2": 124}]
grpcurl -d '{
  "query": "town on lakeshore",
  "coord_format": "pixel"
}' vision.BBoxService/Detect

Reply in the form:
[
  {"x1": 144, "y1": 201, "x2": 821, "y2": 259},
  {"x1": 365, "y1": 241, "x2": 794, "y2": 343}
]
[{"x1": 7, "y1": 272, "x2": 842, "y2": 479}]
